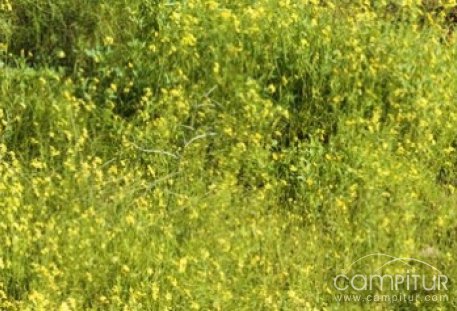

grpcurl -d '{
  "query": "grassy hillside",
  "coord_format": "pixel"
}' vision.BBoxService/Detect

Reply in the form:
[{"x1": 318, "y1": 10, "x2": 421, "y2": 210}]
[{"x1": 1, "y1": 0, "x2": 457, "y2": 310}]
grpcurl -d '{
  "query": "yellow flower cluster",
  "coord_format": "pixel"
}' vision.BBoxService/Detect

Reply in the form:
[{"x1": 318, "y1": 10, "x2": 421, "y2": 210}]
[{"x1": 0, "y1": 0, "x2": 457, "y2": 309}]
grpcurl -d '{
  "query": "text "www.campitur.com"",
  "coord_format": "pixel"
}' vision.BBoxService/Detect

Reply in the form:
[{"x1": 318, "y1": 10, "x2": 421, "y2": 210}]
[{"x1": 334, "y1": 293, "x2": 449, "y2": 303}]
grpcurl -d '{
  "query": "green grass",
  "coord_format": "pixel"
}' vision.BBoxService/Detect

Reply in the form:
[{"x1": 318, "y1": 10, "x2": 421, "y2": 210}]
[{"x1": 1, "y1": 0, "x2": 457, "y2": 310}]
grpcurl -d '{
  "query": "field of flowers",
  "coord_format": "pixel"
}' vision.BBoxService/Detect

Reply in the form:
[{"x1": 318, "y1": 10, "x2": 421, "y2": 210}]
[{"x1": 1, "y1": 0, "x2": 457, "y2": 310}]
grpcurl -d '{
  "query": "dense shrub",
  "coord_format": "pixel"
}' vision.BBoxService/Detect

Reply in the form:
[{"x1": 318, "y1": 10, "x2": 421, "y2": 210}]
[{"x1": 1, "y1": 0, "x2": 457, "y2": 310}]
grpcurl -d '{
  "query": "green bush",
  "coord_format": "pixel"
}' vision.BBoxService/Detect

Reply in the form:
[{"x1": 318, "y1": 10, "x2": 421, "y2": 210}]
[
  {"x1": 5, "y1": 0, "x2": 99, "y2": 67},
  {"x1": 1, "y1": 1, "x2": 457, "y2": 310}
]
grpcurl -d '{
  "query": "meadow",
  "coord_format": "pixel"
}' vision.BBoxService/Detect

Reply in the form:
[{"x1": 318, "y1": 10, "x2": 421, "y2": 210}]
[{"x1": 1, "y1": 0, "x2": 457, "y2": 310}]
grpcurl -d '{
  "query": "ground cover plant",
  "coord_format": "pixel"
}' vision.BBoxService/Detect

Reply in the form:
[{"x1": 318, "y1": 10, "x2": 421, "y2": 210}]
[{"x1": 1, "y1": 0, "x2": 457, "y2": 310}]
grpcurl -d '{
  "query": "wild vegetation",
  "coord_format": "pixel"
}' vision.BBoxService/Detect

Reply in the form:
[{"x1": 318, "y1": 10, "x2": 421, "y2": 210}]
[{"x1": 1, "y1": 0, "x2": 457, "y2": 310}]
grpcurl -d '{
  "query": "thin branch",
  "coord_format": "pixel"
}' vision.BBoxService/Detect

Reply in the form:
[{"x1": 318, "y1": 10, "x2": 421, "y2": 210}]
[
  {"x1": 203, "y1": 85, "x2": 218, "y2": 98},
  {"x1": 184, "y1": 132, "x2": 216, "y2": 149},
  {"x1": 131, "y1": 142, "x2": 179, "y2": 159}
]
